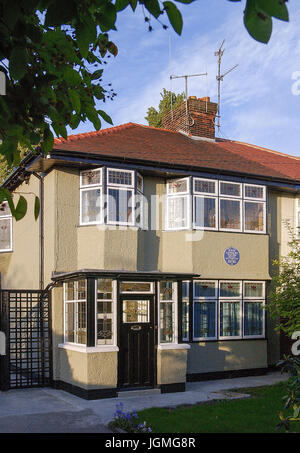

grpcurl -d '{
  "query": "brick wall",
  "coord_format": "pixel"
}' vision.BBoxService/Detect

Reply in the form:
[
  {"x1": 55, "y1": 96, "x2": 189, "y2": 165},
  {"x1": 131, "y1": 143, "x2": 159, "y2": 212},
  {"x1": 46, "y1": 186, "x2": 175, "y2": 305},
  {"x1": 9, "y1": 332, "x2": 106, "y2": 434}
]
[{"x1": 162, "y1": 96, "x2": 218, "y2": 140}]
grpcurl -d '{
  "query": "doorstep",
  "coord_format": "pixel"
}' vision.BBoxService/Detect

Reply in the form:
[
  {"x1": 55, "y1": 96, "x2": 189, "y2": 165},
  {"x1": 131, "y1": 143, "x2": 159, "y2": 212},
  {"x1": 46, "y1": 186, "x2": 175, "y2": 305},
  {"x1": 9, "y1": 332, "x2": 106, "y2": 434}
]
[{"x1": 117, "y1": 388, "x2": 161, "y2": 398}]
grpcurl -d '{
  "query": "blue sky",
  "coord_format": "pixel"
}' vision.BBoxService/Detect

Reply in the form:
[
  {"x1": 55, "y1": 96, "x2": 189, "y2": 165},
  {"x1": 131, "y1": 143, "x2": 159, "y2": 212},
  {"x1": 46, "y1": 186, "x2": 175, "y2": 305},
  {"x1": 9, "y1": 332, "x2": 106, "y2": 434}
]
[{"x1": 72, "y1": 1, "x2": 300, "y2": 157}]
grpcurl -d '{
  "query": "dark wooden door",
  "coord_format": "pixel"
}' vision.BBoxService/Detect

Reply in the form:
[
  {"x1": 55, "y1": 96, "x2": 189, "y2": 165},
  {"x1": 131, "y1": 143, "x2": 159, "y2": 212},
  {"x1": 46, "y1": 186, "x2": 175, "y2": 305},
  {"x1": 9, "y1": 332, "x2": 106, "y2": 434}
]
[{"x1": 119, "y1": 295, "x2": 155, "y2": 388}]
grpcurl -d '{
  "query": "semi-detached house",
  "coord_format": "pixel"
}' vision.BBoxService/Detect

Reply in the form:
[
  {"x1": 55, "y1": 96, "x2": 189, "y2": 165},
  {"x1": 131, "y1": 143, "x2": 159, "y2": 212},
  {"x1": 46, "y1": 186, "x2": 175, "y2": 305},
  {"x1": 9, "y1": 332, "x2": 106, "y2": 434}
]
[{"x1": 0, "y1": 96, "x2": 300, "y2": 399}]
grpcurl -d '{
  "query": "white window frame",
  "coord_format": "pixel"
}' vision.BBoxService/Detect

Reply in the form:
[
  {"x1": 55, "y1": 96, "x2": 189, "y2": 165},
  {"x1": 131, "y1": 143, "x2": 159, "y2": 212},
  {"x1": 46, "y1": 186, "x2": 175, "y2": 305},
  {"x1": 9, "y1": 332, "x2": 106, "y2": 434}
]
[
  {"x1": 243, "y1": 281, "x2": 265, "y2": 299},
  {"x1": 136, "y1": 172, "x2": 144, "y2": 229},
  {"x1": 193, "y1": 280, "x2": 218, "y2": 300},
  {"x1": 0, "y1": 202, "x2": 13, "y2": 252},
  {"x1": 158, "y1": 281, "x2": 178, "y2": 345},
  {"x1": 95, "y1": 279, "x2": 117, "y2": 347},
  {"x1": 80, "y1": 167, "x2": 103, "y2": 188},
  {"x1": 243, "y1": 199, "x2": 266, "y2": 234},
  {"x1": 63, "y1": 280, "x2": 87, "y2": 346},
  {"x1": 165, "y1": 194, "x2": 191, "y2": 231},
  {"x1": 243, "y1": 183, "x2": 266, "y2": 201},
  {"x1": 219, "y1": 181, "x2": 242, "y2": 199},
  {"x1": 243, "y1": 299, "x2": 265, "y2": 339},
  {"x1": 295, "y1": 197, "x2": 300, "y2": 238},
  {"x1": 219, "y1": 197, "x2": 243, "y2": 232},
  {"x1": 193, "y1": 195, "x2": 218, "y2": 231},
  {"x1": 193, "y1": 299, "x2": 218, "y2": 341},
  {"x1": 80, "y1": 186, "x2": 103, "y2": 226},
  {"x1": 107, "y1": 167, "x2": 134, "y2": 188},
  {"x1": 193, "y1": 177, "x2": 218, "y2": 196},
  {"x1": 120, "y1": 281, "x2": 154, "y2": 294},
  {"x1": 107, "y1": 186, "x2": 135, "y2": 226},
  {"x1": 167, "y1": 177, "x2": 190, "y2": 195},
  {"x1": 219, "y1": 299, "x2": 243, "y2": 340},
  {"x1": 219, "y1": 280, "x2": 242, "y2": 299}
]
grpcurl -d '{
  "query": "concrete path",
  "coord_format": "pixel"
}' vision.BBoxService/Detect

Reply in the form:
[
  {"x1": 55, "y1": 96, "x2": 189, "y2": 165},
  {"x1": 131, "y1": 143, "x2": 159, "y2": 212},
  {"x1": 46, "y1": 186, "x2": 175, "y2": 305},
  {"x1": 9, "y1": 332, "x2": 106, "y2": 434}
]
[{"x1": 0, "y1": 372, "x2": 288, "y2": 433}]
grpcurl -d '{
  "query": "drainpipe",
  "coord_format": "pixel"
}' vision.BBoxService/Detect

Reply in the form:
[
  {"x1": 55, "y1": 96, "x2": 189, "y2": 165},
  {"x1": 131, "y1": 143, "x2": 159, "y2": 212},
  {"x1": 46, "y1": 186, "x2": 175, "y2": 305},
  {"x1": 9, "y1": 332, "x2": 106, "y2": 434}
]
[{"x1": 33, "y1": 172, "x2": 44, "y2": 290}]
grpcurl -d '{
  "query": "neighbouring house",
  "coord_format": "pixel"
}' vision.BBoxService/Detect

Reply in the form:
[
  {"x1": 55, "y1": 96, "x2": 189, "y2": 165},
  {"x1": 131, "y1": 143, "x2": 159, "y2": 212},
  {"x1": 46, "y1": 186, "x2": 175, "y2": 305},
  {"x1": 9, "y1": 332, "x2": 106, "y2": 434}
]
[{"x1": 0, "y1": 96, "x2": 300, "y2": 399}]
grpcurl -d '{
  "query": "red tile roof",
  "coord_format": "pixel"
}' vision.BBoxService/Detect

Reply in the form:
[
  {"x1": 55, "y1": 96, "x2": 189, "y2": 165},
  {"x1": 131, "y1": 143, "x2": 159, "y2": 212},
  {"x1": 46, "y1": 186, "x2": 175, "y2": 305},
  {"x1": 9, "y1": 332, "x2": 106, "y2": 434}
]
[{"x1": 53, "y1": 123, "x2": 300, "y2": 183}]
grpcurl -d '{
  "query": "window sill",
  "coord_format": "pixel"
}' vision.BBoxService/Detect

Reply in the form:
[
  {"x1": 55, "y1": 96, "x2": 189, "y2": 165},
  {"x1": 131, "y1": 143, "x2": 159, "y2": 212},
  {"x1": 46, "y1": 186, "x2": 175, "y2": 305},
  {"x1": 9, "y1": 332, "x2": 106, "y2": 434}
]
[
  {"x1": 157, "y1": 344, "x2": 191, "y2": 350},
  {"x1": 58, "y1": 344, "x2": 119, "y2": 353}
]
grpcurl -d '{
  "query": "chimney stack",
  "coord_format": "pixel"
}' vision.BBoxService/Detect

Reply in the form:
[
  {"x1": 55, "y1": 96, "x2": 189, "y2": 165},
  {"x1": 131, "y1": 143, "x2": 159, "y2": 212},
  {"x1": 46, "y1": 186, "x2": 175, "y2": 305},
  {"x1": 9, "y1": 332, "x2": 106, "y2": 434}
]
[{"x1": 162, "y1": 96, "x2": 218, "y2": 140}]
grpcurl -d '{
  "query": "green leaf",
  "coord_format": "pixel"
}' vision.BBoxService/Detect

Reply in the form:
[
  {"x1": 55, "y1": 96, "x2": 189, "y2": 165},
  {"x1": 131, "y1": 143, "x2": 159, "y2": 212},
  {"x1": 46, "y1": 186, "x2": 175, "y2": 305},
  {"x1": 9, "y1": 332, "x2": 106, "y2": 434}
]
[
  {"x1": 98, "y1": 3, "x2": 117, "y2": 32},
  {"x1": 34, "y1": 196, "x2": 40, "y2": 221},
  {"x1": 62, "y1": 66, "x2": 81, "y2": 85},
  {"x1": 41, "y1": 128, "x2": 54, "y2": 154},
  {"x1": 9, "y1": 47, "x2": 29, "y2": 80},
  {"x1": 1, "y1": 189, "x2": 15, "y2": 217},
  {"x1": 144, "y1": 0, "x2": 162, "y2": 19},
  {"x1": 174, "y1": 0, "x2": 195, "y2": 3},
  {"x1": 86, "y1": 107, "x2": 101, "y2": 130},
  {"x1": 91, "y1": 69, "x2": 104, "y2": 80},
  {"x1": 256, "y1": 0, "x2": 289, "y2": 22},
  {"x1": 244, "y1": 0, "x2": 272, "y2": 44},
  {"x1": 69, "y1": 89, "x2": 81, "y2": 113},
  {"x1": 115, "y1": 0, "x2": 130, "y2": 12},
  {"x1": 44, "y1": 0, "x2": 76, "y2": 27},
  {"x1": 97, "y1": 109, "x2": 113, "y2": 125},
  {"x1": 14, "y1": 195, "x2": 27, "y2": 221},
  {"x1": 163, "y1": 1, "x2": 183, "y2": 35}
]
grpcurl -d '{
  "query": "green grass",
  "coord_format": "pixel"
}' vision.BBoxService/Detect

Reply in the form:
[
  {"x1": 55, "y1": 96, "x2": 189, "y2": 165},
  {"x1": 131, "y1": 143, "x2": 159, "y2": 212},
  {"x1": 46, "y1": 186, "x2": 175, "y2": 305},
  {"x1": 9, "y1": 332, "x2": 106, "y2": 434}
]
[{"x1": 137, "y1": 383, "x2": 300, "y2": 433}]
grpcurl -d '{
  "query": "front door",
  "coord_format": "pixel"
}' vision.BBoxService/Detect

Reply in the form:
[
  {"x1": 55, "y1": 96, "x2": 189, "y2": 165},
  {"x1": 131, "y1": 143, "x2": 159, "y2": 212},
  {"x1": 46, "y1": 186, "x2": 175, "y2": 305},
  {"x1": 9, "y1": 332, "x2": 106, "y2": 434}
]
[{"x1": 119, "y1": 295, "x2": 155, "y2": 388}]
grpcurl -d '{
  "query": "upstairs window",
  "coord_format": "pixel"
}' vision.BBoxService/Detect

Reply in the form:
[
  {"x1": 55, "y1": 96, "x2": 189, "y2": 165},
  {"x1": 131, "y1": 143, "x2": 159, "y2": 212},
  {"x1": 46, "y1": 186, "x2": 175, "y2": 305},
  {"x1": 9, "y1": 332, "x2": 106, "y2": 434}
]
[
  {"x1": 107, "y1": 168, "x2": 134, "y2": 226},
  {"x1": 0, "y1": 202, "x2": 12, "y2": 252},
  {"x1": 166, "y1": 178, "x2": 190, "y2": 230},
  {"x1": 193, "y1": 178, "x2": 217, "y2": 230},
  {"x1": 80, "y1": 168, "x2": 102, "y2": 225}
]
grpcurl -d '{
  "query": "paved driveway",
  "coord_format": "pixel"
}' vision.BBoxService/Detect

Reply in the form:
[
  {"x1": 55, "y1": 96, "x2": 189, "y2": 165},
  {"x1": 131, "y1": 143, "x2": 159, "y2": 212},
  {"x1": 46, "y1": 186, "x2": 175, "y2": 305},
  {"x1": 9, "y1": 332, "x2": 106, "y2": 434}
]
[{"x1": 0, "y1": 372, "x2": 288, "y2": 433}]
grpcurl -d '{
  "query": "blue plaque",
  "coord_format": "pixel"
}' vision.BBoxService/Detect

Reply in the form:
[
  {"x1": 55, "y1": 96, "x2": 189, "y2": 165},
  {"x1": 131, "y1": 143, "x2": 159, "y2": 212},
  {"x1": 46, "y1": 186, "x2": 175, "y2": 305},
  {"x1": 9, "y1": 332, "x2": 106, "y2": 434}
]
[{"x1": 224, "y1": 247, "x2": 240, "y2": 266}]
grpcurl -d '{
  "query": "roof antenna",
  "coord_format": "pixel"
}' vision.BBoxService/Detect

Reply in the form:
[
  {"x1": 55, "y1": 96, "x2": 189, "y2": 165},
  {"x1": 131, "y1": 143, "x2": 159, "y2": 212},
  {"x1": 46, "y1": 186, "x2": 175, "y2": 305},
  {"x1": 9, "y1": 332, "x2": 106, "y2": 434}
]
[
  {"x1": 169, "y1": 35, "x2": 174, "y2": 120},
  {"x1": 170, "y1": 72, "x2": 207, "y2": 127},
  {"x1": 215, "y1": 40, "x2": 238, "y2": 133}
]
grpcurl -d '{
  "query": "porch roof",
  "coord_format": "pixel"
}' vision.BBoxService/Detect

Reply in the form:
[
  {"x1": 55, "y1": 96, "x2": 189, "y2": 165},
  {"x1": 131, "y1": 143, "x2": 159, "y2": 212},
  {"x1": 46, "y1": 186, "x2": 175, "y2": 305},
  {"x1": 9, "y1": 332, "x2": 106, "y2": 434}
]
[{"x1": 52, "y1": 269, "x2": 200, "y2": 282}]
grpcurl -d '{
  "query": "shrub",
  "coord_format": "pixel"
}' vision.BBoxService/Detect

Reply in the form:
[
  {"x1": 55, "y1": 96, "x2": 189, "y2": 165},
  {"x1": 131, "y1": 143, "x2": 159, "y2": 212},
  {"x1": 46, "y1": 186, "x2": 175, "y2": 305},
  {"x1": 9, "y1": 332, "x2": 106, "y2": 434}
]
[{"x1": 277, "y1": 356, "x2": 300, "y2": 432}]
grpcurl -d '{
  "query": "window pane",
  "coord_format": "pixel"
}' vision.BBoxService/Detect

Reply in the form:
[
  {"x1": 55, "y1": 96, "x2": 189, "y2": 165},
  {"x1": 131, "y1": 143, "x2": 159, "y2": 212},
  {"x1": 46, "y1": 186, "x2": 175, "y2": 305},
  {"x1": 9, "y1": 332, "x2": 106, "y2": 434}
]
[
  {"x1": 194, "y1": 281, "x2": 216, "y2": 298},
  {"x1": 220, "y1": 199, "x2": 241, "y2": 229},
  {"x1": 194, "y1": 302, "x2": 216, "y2": 338},
  {"x1": 108, "y1": 188, "x2": 133, "y2": 223},
  {"x1": 220, "y1": 282, "x2": 241, "y2": 298},
  {"x1": 97, "y1": 300, "x2": 113, "y2": 345},
  {"x1": 194, "y1": 179, "x2": 216, "y2": 194},
  {"x1": 76, "y1": 301, "x2": 87, "y2": 344},
  {"x1": 120, "y1": 282, "x2": 152, "y2": 292},
  {"x1": 220, "y1": 302, "x2": 241, "y2": 337},
  {"x1": 167, "y1": 196, "x2": 188, "y2": 229},
  {"x1": 160, "y1": 281, "x2": 173, "y2": 301},
  {"x1": 81, "y1": 189, "x2": 101, "y2": 223},
  {"x1": 168, "y1": 178, "x2": 188, "y2": 194},
  {"x1": 244, "y1": 202, "x2": 264, "y2": 232},
  {"x1": 182, "y1": 282, "x2": 189, "y2": 299},
  {"x1": 97, "y1": 279, "x2": 112, "y2": 300},
  {"x1": 244, "y1": 282, "x2": 263, "y2": 298},
  {"x1": 0, "y1": 218, "x2": 11, "y2": 250},
  {"x1": 182, "y1": 301, "x2": 189, "y2": 341},
  {"x1": 244, "y1": 302, "x2": 264, "y2": 336},
  {"x1": 194, "y1": 197, "x2": 216, "y2": 228},
  {"x1": 77, "y1": 279, "x2": 86, "y2": 300},
  {"x1": 123, "y1": 300, "x2": 149, "y2": 323},
  {"x1": 244, "y1": 185, "x2": 264, "y2": 199},
  {"x1": 65, "y1": 303, "x2": 75, "y2": 343},
  {"x1": 0, "y1": 202, "x2": 11, "y2": 216},
  {"x1": 81, "y1": 169, "x2": 101, "y2": 186},
  {"x1": 66, "y1": 281, "x2": 75, "y2": 301},
  {"x1": 220, "y1": 182, "x2": 241, "y2": 197},
  {"x1": 160, "y1": 302, "x2": 174, "y2": 343},
  {"x1": 108, "y1": 169, "x2": 132, "y2": 186},
  {"x1": 137, "y1": 174, "x2": 143, "y2": 193}
]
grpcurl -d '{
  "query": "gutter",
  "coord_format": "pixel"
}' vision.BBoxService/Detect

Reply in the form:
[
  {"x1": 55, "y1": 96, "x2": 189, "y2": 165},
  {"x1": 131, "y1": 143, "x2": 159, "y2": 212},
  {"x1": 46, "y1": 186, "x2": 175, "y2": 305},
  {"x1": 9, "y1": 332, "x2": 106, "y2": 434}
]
[{"x1": 32, "y1": 172, "x2": 44, "y2": 290}]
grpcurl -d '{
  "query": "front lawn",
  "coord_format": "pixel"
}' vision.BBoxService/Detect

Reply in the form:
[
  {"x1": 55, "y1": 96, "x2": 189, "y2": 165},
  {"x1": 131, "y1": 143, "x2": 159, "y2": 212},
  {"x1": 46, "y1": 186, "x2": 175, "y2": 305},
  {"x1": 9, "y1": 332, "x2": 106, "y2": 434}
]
[{"x1": 137, "y1": 382, "x2": 300, "y2": 433}]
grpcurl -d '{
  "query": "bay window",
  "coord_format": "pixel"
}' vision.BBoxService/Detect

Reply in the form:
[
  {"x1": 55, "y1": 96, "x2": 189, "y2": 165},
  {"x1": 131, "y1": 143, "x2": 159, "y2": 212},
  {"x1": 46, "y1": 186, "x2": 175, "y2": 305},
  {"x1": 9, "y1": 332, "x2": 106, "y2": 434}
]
[
  {"x1": 0, "y1": 202, "x2": 12, "y2": 252},
  {"x1": 219, "y1": 301, "x2": 242, "y2": 339},
  {"x1": 193, "y1": 281, "x2": 217, "y2": 340},
  {"x1": 96, "y1": 278, "x2": 115, "y2": 345},
  {"x1": 107, "y1": 168, "x2": 134, "y2": 226},
  {"x1": 219, "y1": 198, "x2": 241, "y2": 231}
]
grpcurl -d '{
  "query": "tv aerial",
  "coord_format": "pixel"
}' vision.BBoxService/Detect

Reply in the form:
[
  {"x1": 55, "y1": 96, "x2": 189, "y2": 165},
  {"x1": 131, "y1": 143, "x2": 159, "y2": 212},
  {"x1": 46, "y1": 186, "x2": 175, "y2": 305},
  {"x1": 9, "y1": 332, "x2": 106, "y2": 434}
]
[{"x1": 215, "y1": 40, "x2": 238, "y2": 133}]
